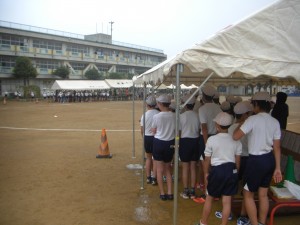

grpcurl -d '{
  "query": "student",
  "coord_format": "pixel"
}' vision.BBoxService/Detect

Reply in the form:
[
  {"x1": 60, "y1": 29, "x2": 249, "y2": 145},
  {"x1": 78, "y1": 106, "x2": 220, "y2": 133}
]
[
  {"x1": 215, "y1": 101, "x2": 253, "y2": 223},
  {"x1": 179, "y1": 94, "x2": 200, "y2": 199},
  {"x1": 140, "y1": 95, "x2": 159, "y2": 184},
  {"x1": 151, "y1": 94, "x2": 175, "y2": 201},
  {"x1": 233, "y1": 92, "x2": 283, "y2": 225},
  {"x1": 195, "y1": 85, "x2": 221, "y2": 203},
  {"x1": 198, "y1": 112, "x2": 242, "y2": 225},
  {"x1": 271, "y1": 92, "x2": 289, "y2": 129}
]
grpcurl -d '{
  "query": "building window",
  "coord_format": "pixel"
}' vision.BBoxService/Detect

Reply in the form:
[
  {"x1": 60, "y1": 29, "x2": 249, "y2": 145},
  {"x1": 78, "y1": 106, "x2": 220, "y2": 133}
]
[
  {"x1": 33, "y1": 39, "x2": 62, "y2": 50},
  {"x1": 69, "y1": 62, "x2": 87, "y2": 70},
  {"x1": 0, "y1": 56, "x2": 15, "y2": 68},
  {"x1": 66, "y1": 44, "x2": 89, "y2": 54},
  {"x1": 35, "y1": 59, "x2": 59, "y2": 69}
]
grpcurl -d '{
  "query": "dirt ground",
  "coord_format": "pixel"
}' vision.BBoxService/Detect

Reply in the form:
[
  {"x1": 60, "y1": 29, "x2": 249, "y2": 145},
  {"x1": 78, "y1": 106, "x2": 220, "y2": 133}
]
[{"x1": 0, "y1": 97, "x2": 299, "y2": 225}]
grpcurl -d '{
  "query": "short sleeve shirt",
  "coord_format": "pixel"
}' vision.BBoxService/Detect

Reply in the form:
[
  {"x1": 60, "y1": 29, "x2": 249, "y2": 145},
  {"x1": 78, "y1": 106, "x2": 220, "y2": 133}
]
[
  {"x1": 240, "y1": 112, "x2": 281, "y2": 155},
  {"x1": 140, "y1": 109, "x2": 159, "y2": 136},
  {"x1": 152, "y1": 111, "x2": 175, "y2": 141},
  {"x1": 179, "y1": 110, "x2": 200, "y2": 138},
  {"x1": 199, "y1": 103, "x2": 222, "y2": 135},
  {"x1": 205, "y1": 133, "x2": 242, "y2": 166}
]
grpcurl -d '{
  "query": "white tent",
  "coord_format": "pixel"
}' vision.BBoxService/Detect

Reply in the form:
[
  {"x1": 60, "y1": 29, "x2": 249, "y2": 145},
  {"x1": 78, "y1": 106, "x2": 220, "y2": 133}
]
[
  {"x1": 104, "y1": 79, "x2": 133, "y2": 88},
  {"x1": 135, "y1": 0, "x2": 300, "y2": 86},
  {"x1": 134, "y1": 1, "x2": 300, "y2": 224},
  {"x1": 51, "y1": 80, "x2": 110, "y2": 90}
]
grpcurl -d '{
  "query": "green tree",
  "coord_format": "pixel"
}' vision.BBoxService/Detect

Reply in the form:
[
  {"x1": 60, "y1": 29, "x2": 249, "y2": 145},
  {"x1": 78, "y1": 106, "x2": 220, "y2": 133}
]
[
  {"x1": 13, "y1": 56, "x2": 37, "y2": 86},
  {"x1": 85, "y1": 68, "x2": 103, "y2": 80},
  {"x1": 53, "y1": 66, "x2": 70, "y2": 79},
  {"x1": 108, "y1": 72, "x2": 126, "y2": 79}
]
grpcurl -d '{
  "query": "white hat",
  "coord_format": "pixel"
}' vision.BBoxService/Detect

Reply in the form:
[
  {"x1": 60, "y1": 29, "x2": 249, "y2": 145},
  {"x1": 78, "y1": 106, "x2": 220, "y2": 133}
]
[
  {"x1": 213, "y1": 92, "x2": 220, "y2": 99},
  {"x1": 235, "y1": 96, "x2": 243, "y2": 103},
  {"x1": 202, "y1": 85, "x2": 216, "y2": 97},
  {"x1": 234, "y1": 101, "x2": 253, "y2": 114},
  {"x1": 252, "y1": 92, "x2": 271, "y2": 101},
  {"x1": 156, "y1": 94, "x2": 171, "y2": 103},
  {"x1": 190, "y1": 88, "x2": 199, "y2": 96},
  {"x1": 146, "y1": 95, "x2": 156, "y2": 106},
  {"x1": 169, "y1": 101, "x2": 176, "y2": 110},
  {"x1": 182, "y1": 94, "x2": 195, "y2": 104},
  {"x1": 226, "y1": 95, "x2": 236, "y2": 104},
  {"x1": 220, "y1": 101, "x2": 231, "y2": 111},
  {"x1": 213, "y1": 112, "x2": 233, "y2": 126}
]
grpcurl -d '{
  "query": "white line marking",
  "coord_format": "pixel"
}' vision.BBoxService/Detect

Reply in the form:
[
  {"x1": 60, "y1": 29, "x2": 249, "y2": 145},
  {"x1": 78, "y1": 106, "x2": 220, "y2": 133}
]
[{"x1": 0, "y1": 127, "x2": 139, "y2": 132}]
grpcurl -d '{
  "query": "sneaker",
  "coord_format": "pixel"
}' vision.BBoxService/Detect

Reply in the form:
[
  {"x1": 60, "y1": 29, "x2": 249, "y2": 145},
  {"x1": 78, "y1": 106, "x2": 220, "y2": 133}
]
[
  {"x1": 151, "y1": 178, "x2": 157, "y2": 185},
  {"x1": 180, "y1": 189, "x2": 190, "y2": 199},
  {"x1": 196, "y1": 183, "x2": 205, "y2": 191},
  {"x1": 237, "y1": 216, "x2": 251, "y2": 225},
  {"x1": 166, "y1": 194, "x2": 174, "y2": 200},
  {"x1": 189, "y1": 188, "x2": 196, "y2": 199},
  {"x1": 146, "y1": 176, "x2": 152, "y2": 184},
  {"x1": 215, "y1": 211, "x2": 233, "y2": 221},
  {"x1": 160, "y1": 194, "x2": 167, "y2": 201},
  {"x1": 193, "y1": 194, "x2": 206, "y2": 203}
]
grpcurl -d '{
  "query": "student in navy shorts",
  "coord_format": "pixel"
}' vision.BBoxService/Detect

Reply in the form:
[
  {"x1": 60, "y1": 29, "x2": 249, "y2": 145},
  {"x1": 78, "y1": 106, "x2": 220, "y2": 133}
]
[
  {"x1": 179, "y1": 94, "x2": 200, "y2": 199},
  {"x1": 199, "y1": 112, "x2": 242, "y2": 225},
  {"x1": 140, "y1": 95, "x2": 159, "y2": 184},
  {"x1": 233, "y1": 92, "x2": 283, "y2": 225},
  {"x1": 151, "y1": 94, "x2": 175, "y2": 201}
]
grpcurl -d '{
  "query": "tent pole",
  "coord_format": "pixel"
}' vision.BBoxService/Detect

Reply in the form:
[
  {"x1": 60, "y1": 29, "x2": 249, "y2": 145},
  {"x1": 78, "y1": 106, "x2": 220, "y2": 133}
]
[
  {"x1": 173, "y1": 64, "x2": 183, "y2": 225},
  {"x1": 132, "y1": 83, "x2": 136, "y2": 158},
  {"x1": 140, "y1": 83, "x2": 147, "y2": 190},
  {"x1": 181, "y1": 72, "x2": 214, "y2": 109}
]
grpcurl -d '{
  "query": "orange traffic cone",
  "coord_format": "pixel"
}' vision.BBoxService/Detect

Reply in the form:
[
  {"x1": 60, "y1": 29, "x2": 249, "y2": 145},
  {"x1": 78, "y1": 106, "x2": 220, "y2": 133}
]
[{"x1": 96, "y1": 128, "x2": 112, "y2": 158}]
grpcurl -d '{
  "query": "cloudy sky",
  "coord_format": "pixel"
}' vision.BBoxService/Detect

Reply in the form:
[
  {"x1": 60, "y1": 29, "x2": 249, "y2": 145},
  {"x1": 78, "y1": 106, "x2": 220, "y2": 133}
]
[{"x1": 0, "y1": 0, "x2": 276, "y2": 57}]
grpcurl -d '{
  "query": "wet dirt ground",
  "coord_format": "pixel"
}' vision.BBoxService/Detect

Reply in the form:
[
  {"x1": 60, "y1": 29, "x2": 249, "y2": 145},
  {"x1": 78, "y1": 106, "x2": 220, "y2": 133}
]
[{"x1": 0, "y1": 97, "x2": 299, "y2": 225}]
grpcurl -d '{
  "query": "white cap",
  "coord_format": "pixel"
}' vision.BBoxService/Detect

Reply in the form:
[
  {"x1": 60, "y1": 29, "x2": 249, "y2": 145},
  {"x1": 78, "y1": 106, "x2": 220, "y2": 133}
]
[
  {"x1": 234, "y1": 101, "x2": 253, "y2": 114},
  {"x1": 182, "y1": 94, "x2": 195, "y2": 104},
  {"x1": 156, "y1": 94, "x2": 171, "y2": 103},
  {"x1": 202, "y1": 85, "x2": 216, "y2": 97},
  {"x1": 146, "y1": 95, "x2": 156, "y2": 106},
  {"x1": 169, "y1": 101, "x2": 176, "y2": 110},
  {"x1": 226, "y1": 95, "x2": 236, "y2": 104},
  {"x1": 213, "y1": 112, "x2": 233, "y2": 126},
  {"x1": 220, "y1": 101, "x2": 231, "y2": 111},
  {"x1": 252, "y1": 92, "x2": 271, "y2": 101}
]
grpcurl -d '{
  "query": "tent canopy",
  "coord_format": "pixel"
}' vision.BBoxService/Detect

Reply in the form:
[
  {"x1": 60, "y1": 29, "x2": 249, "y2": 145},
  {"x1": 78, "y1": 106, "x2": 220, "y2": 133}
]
[
  {"x1": 51, "y1": 80, "x2": 110, "y2": 90},
  {"x1": 134, "y1": 0, "x2": 300, "y2": 86}
]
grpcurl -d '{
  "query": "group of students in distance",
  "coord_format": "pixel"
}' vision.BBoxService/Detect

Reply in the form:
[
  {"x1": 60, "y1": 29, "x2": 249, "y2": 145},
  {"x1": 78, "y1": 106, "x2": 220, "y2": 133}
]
[{"x1": 140, "y1": 84, "x2": 289, "y2": 225}]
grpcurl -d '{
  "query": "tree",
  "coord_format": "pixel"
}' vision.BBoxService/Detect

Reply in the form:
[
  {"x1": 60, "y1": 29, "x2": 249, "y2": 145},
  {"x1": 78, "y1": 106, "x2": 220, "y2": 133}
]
[
  {"x1": 52, "y1": 66, "x2": 70, "y2": 79},
  {"x1": 13, "y1": 56, "x2": 37, "y2": 86},
  {"x1": 108, "y1": 72, "x2": 126, "y2": 79},
  {"x1": 85, "y1": 68, "x2": 103, "y2": 80}
]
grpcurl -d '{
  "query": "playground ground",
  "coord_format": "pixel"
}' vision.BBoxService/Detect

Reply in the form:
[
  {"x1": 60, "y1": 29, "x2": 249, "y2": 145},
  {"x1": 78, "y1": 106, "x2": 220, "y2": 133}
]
[{"x1": 0, "y1": 97, "x2": 300, "y2": 225}]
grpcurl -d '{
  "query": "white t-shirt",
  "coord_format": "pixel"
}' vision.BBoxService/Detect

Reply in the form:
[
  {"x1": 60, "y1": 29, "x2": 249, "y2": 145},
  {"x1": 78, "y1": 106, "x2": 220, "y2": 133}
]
[
  {"x1": 199, "y1": 102, "x2": 222, "y2": 135},
  {"x1": 240, "y1": 112, "x2": 281, "y2": 155},
  {"x1": 205, "y1": 133, "x2": 242, "y2": 166},
  {"x1": 152, "y1": 111, "x2": 175, "y2": 141},
  {"x1": 179, "y1": 110, "x2": 200, "y2": 138},
  {"x1": 229, "y1": 123, "x2": 249, "y2": 157},
  {"x1": 140, "y1": 109, "x2": 159, "y2": 136}
]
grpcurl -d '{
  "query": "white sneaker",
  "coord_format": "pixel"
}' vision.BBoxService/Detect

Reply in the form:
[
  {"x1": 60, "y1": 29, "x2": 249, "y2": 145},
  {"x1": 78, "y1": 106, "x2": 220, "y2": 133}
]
[
  {"x1": 215, "y1": 211, "x2": 233, "y2": 221},
  {"x1": 237, "y1": 216, "x2": 251, "y2": 225}
]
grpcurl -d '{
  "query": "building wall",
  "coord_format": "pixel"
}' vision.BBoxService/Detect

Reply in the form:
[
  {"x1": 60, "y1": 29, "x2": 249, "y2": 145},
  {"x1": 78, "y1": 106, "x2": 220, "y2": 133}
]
[{"x1": 0, "y1": 22, "x2": 167, "y2": 95}]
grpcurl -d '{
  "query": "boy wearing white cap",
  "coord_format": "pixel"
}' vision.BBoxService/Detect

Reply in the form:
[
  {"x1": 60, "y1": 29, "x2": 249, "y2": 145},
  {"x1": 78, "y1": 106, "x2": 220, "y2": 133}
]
[
  {"x1": 233, "y1": 92, "x2": 282, "y2": 225},
  {"x1": 199, "y1": 112, "x2": 242, "y2": 225},
  {"x1": 215, "y1": 101, "x2": 253, "y2": 223},
  {"x1": 197, "y1": 85, "x2": 222, "y2": 200},
  {"x1": 151, "y1": 94, "x2": 175, "y2": 201},
  {"x1": 179, "y1": 94, "x2": 200, "y2": 199},
  {"x1": 140, "y1": 95, "x2": 159, "y2": 184}
]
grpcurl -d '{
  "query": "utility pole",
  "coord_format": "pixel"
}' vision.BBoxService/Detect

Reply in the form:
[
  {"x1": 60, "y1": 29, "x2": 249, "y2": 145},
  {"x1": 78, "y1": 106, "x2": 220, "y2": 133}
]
[{"x1": 109, "y1": 21, "x2": 114, "y2": 39}]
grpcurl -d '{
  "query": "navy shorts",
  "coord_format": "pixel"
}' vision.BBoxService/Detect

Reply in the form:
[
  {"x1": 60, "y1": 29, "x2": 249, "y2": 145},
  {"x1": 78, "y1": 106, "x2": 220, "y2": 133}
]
[
  {"x1": 207, "y1": 162, "x2": 238, "y2": 198},
  {"x1": 243, "y1": 152, "x2": 275, "y2": 192},
  {"x1": 179, "y1": 137, "x2": 200, "y2": 162},
  {"x1": 153, "y1": 138, "x2": 175, "y2": 163},
  {"x1": 144, "y1": 135, "x2": 154, "y2": 154},
  {"x1": 239, "y1": 156, "x2": 249, "y2": 180}
]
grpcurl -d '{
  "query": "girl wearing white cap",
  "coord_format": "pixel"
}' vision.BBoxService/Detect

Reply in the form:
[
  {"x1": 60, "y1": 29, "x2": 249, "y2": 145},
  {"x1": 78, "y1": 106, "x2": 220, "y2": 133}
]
[
  {"x1": 140, "y1": 95, "x2": 159, "y2": 185},
  {"x1": 233, "y1": 92, "x2": 282, "y2": 225},
  {"x1": 151, "y1": 94, "x2": 175, "y2": 201}
]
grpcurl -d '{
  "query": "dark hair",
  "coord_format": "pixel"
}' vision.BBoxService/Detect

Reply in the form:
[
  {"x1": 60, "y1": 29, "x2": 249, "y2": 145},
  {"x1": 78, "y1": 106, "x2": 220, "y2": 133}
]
[
  {"x1": 235, "y1": 114, "x2": 243, "y2": 119},
  {"x1": 186, "y1": 104, "x2": 195, "y2": 110},
  {"x1": 203, "y1": 93, "x2": 213, "y2": 102},
  {"x1": 220, "y1": 125, "x2": 231, "y2": 130},
  {"x1": 251, "y1": 100, "x2": 271, "y2": 112},
  {"x1": 161, "y1": 102, "x2": 171, "y2": 107}
]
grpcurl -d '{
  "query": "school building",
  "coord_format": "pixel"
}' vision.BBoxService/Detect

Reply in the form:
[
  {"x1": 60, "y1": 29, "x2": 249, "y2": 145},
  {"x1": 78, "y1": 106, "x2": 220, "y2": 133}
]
[{"x1": 0, "y1": 20, "x2": 167, "y2": 96}]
